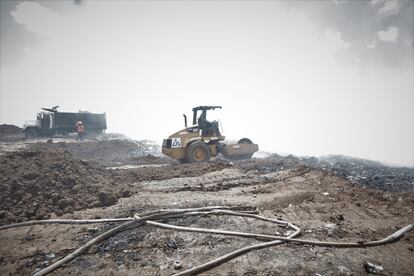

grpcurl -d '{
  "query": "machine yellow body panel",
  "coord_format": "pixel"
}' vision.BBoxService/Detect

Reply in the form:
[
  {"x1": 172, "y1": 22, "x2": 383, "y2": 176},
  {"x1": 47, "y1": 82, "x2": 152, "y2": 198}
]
[{"x1": 161, "y1": 128, "x2": 225, "y2": 160}]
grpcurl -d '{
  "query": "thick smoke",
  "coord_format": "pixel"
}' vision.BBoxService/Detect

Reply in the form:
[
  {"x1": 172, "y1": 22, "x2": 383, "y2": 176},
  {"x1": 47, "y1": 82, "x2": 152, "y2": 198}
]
[{"x1": 281, "y1": 0, "x2": 413, "y2": 68}]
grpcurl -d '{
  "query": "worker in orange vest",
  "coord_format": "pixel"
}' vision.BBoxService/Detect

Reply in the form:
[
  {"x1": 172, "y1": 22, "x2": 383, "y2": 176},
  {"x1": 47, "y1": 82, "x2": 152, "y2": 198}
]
[{"x1": 75, "y1": 121, "x2": 85, "y2": 141}]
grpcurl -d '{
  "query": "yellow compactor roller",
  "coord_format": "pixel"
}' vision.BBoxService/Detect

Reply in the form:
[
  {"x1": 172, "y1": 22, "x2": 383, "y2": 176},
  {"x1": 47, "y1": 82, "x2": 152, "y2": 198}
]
[{"x1": 162, "y1": 106, "x2": 259, "y2": 163}]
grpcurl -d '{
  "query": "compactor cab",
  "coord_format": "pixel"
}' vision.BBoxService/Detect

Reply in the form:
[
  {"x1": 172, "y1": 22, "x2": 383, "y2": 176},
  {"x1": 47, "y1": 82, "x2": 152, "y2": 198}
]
[
  {"x1": 192, "y1": 106, "x2": 222, "y2": 137},
  {"x1": 162, "y1": 106, "x2": 259, "y2": 163}
]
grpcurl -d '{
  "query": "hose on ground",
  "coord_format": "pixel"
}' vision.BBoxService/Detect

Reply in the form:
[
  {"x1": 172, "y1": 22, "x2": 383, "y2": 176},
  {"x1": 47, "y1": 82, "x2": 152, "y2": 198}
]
[{"x1": 0, "y1": 206, "x2": 412, "y2": 276}]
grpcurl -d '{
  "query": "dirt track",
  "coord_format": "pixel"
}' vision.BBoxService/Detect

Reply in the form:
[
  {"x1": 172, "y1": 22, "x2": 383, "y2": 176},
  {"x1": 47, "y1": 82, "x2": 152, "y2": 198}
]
[{"x1": 0, "y1": 136, "x2": 413, "y2": 275}]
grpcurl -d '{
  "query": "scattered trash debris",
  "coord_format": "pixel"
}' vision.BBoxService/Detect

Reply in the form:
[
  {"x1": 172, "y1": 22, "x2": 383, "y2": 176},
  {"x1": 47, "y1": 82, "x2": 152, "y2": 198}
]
[
  {"x1": 318, "y1": 155, "x2": 414, "y2": 192},
  {"x1": 325, "y1": 223, "x2": 338, "y2": 236},
  {"x1": 174, "y1": 261, "x2": 182, "y2": 270},
  {"x1": 284, "y1": 230, "x2": 293, "y2": 237},
  {"x1": 253, "y1": 153, "x2": 414, "y2": 192},
  {"x1": 338, "y1": 265, "x2": 352, "y2": 275},
  {"x1": 88, "y1": 227, "x2": 99, "y2": 234},
  {"x1": 166, "y1": 238, "x2": 178, "y2": 249},
  {"x1": 364, "y1": 261, "x2": 384, "y2": 274},
  {"x1": 44, "y1": 253, "x2": 55, "y2": 260}
]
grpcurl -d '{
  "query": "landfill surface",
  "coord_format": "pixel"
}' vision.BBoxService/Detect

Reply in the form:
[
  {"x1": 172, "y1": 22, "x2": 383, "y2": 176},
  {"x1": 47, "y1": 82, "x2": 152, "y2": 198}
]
[{"x1": 0, "y1": 127, "x2": 413, "y2": 275}]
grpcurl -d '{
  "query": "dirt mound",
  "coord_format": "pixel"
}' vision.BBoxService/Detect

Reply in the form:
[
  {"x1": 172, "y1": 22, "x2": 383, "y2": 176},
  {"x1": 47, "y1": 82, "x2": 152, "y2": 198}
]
[
  {"x1": 0, "y1": 149, "x2": 129, "y2": 225},
  {"x1": 0, "y1": 124, "x2": 21, "y2": 135},
  {"x1": 235, "y1": 153, "x2": 303, "y2": 173},
  {"x1": 0, "y1": 124, "x2": 24, "y2": 142},
  {"x1": 29, "y1": 139, "x2": 172, "y2": 166},
  {"x1": 0, "y1": 148, "x2": 231, "y2": 225},
  {"x1": 111, "y1": 160, "x2": 232, "y2": 183}
]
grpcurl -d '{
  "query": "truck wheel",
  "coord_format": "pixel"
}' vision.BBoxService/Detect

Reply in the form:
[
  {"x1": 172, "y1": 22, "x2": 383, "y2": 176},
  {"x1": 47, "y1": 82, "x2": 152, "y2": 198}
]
[
  {"x1": 25, "y1": 128, "x2": 38, "y2": 139},
  {"x1": 186, "y1": 141, "x2": 210, "y2": 163}
]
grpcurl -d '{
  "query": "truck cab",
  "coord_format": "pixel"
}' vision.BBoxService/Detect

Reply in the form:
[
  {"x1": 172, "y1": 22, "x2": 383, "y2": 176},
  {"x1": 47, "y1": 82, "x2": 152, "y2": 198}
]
[{"x1": 23, "y1": 112, "x2": 54, "y2": 138}]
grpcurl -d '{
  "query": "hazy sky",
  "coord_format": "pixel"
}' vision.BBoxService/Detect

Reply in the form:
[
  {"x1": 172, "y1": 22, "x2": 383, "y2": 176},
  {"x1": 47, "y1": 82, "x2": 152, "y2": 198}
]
[{"x1": 1, "y1": 0, "x2": 413, "y2": 166}]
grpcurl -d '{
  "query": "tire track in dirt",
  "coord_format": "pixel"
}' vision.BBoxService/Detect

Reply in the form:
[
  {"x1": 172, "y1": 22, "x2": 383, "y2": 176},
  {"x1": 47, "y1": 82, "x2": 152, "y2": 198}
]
[{"x1": 1, "y1": 154, "x2": 413, "y2": 275}]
